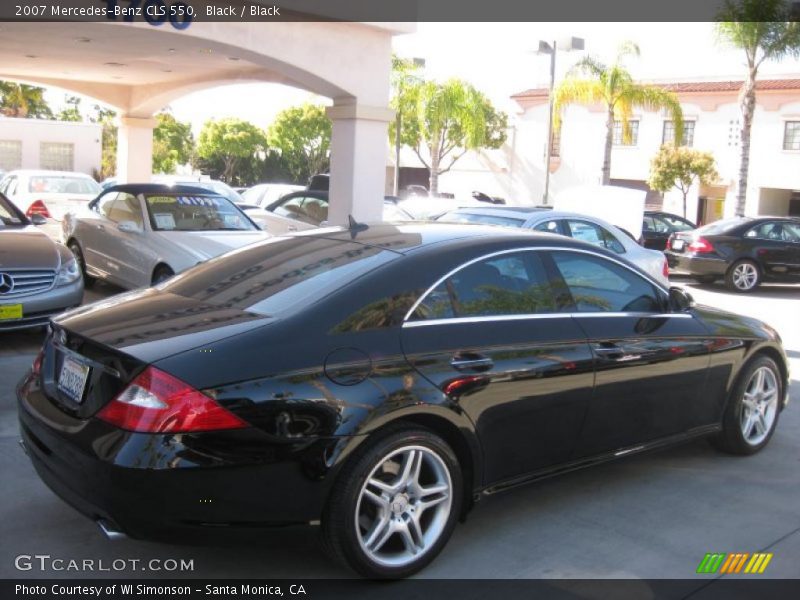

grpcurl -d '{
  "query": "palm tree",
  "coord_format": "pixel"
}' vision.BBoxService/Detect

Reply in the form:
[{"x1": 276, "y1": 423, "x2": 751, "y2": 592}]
[
  {"x1": 553, "y1": 42, "x2": 684, "y2": 186},
  {"x1": 403, "y1": 78, "x2": 506, "y2": 193},
  {"x1": 0, "y1": 81, "x2": 53, "y2": 118},
  {"x1": 716, "y1": 0, "x2": 800, "y2": 216}
]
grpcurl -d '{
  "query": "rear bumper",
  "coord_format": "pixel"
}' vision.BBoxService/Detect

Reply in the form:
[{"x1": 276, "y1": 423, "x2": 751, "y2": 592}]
[
  {"x1": 17, "y1": 373, "x2": 344, "y2": 540},
  {"x1": 664, "y1": 252, "x2": 727, "y2": 276},
  {"x1": 0, "y1": 280, "x2": 83, "y2": 331}
]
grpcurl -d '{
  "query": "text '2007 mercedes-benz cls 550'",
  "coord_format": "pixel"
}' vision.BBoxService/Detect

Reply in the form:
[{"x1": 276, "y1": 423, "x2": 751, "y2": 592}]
[{"x1": 17, "y1": 222, "x2": 789, "y2": 578}]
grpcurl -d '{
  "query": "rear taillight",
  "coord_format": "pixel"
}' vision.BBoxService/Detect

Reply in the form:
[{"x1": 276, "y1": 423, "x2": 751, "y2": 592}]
[
  {"x1": 97, "y1": 366, "x2": 248, "y2": 433},
  {"x1": 31, "y1": 348, "x2": 44, "y2": 376},
  {"x1": 26, "y1": 200, "x2": 51, "y2": 219},
  {"x1": 662, "y1": 257, "x2": 669, "y2": 279},
  {"x1": 688, "y1": 237, "x2": 714, "y2": 253}
]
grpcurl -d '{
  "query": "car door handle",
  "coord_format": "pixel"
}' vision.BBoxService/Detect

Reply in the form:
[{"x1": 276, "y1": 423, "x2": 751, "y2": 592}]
[
  {"x1": 450, "y1": 355, "x2": 494, "y2": 372},
  {"x1": 592, "y1": 343, "x2": 641, "y2": 362}
]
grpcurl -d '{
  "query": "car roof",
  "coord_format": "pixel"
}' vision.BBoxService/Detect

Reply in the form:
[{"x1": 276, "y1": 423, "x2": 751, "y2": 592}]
[
  {"x1": 4, "y1": 169, "x2": 95, "y2": 178},
  {"x1": 304, "y1": 221, "x2": 583, "y2": 256},
  {"x1": 442, "y1": 206, "x2": 549, "y2": 217}
]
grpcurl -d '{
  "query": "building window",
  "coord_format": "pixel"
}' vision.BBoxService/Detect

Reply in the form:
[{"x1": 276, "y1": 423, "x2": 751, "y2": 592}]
[
  {"x1": 783, "y1": 121, "x2": 800, "y2": 151},
  {"x1": 613, "y1": 120, "x2": 639, "y2": 146},
  {"x1": 0, "y1": 140, "x2": 22, "y2": 171},
  {"x1": 40, "y1": 142, "x2": 75, "y2": 171},
  {"x1": 662, "y1": 120, "x2": 695, "y2": 147}
]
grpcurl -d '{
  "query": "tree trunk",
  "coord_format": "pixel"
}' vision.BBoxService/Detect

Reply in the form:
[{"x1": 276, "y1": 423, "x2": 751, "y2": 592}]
[
  {"x1": 429, "y1": 136, "x2": 441, "y2": 193},
  {"x1": 736, "y1": 66, "x2": 757, "y2": 217},
  {"x1": 682, "y1": 190, "x2": 688, "y2": 219},
  {"x1": 601, "y1": 108, "x2": 614, "y2": 185}
]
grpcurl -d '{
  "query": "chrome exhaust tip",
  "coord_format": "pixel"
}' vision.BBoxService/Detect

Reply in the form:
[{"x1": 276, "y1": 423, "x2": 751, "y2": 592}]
[{"x1": 96, "y1": 519, "x2": 127, "y2": 541}]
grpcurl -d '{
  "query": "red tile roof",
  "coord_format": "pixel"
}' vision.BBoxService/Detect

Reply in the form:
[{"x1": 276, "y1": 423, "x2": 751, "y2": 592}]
[{"x1": 511, "y1": 79, "x2": 800, "y2": 100}]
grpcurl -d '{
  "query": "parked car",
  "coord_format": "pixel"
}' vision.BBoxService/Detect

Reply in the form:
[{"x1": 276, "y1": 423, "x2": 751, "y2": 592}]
[
  {"x1": 0, "y1": 192, "x2": 83, "y2": 331},
  {"x1": 241, "y1": 183, "x2": 303, "y2": 208},
  {"x1": 438, "y1": 206, "x2": 670, "y2": 286},
  {"x1": 665, "y1": 216, "x2": 800, "y2": 292},
  {"x1": 398, "y1": 193, "x2": 485, "y2": 220},
  {"x1": 18, "y1": 222, "x2": 788, "y2": 578},
  {"x1": 256, "y1": 190, "x2": 413, "y2": 235},
  {"x1": 62, "y1": 184, "x2": 266, "y2": 289},
  {"x1": 0, "y1": 169, "x2": 102, "y2": 238},
  {"x1": 642, "y1": 211, "x2": 696, "y2": 250},
  {"x1": 151, "y1": 175, "x2": 243, "y2": 204}
]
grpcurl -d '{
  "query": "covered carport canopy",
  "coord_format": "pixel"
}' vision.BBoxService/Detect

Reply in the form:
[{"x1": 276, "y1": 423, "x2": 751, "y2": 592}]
[{"x1": 0, "y1": 18, "x2": 410, "y2": 223}]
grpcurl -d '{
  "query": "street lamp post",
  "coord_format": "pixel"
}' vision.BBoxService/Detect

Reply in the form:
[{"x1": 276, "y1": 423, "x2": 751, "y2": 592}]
[{"x1": 538, "y1": 37, "x2": 584, "y2": 205}]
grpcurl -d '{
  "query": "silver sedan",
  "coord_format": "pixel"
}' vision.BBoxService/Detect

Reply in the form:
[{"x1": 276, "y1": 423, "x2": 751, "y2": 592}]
[
  {"x1": 0, "y1": 192, "x2": 83, "y2": 331},
  {"x1": 62, "y1": 184, "x2": 269, "y2": 290}
]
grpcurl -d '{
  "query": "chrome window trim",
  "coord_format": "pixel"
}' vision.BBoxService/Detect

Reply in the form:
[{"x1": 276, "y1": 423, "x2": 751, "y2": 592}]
[
  {"x1": 402, "y1": 312, "x2": 691, "y2": 329},
  {"x1": 403, "y1": 245, "x2": 671, "y2": 324}
]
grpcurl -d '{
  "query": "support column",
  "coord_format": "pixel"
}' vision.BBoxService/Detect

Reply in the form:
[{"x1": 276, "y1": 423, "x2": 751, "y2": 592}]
[
  {"x1": 326, "y1": 102, "x2": 394, "y2": 225},
  {"x1": 116, "y1": 116, "x2": 156, "y2": 184}
]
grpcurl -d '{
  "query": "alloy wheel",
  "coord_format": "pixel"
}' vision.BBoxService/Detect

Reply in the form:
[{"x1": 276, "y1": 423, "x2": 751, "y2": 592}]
[
  {"x1": 740, "y1": 366, "x2": 779, "y2": 446},
  {"x1": 732, "y1": 262, "x2": 758, "y2": 291},
  {"x1": 355, "y1": 445, "x2": 452, "y2": 568}
]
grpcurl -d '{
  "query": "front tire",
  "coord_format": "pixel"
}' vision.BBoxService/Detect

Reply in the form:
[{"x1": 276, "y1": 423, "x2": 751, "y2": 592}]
[
  {"x1": 726, "y1": 259, "x2": 760, "y2": 292},
  {"x1": 711, "y1": 355, "x2": 782, "y2": 455},
  {"x1": 322, "y1": 427, "x2": 462, "y2": 578},
  {"x1": 67, "y1": 241, "x2": 95, "y2": 288}
]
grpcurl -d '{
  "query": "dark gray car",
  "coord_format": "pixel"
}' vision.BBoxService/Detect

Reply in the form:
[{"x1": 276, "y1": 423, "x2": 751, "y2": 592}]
[{"x1": 0, "y1": 192, "x2": 83, "y2": 331}]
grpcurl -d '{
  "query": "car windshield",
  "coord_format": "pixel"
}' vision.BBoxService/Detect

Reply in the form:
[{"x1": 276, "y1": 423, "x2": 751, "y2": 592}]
[
  {"x1": 383, "y1": 203, "x2": 413, "y2": 221},
  {"x1": 0, "y1": 194, "x2": 26, "y2": 227},
  {"x1": 144, "y1": 193, "x2": 257, "y2": 231},
  {"x1": 162, "y1": 237, "x2": 398, "y2": 318},
  {"x1": 697, "y1": 217, "x2": 750, "y2": 235},
  {"x1": 439, "y1": 211, "x2": 525, "y2": 228},
  {"x1": 27, "y1": 175, "x2": 101, "y2": 195}
]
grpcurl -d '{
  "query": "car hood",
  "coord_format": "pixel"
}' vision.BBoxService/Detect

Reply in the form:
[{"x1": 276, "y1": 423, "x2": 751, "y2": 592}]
[
  {"x1": 157, "y1": 230, "x2": 268, "y2": 260},
  {"x1": 54, "y1": 287, "x2": 272, "y2": 364},
  {"x1": 0, "y1": 226, "x2": 59, "y2": 269}
]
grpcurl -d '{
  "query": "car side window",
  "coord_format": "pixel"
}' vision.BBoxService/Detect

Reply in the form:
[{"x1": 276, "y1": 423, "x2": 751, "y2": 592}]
[
  {"x1": 644, "y1": 216, "x2": 669, "y2": 233},
  {"x1": 108, "y1": 193, "x2": 144, "y2": 227},
  {"x1": 0, "y1": 178, "x2": 8, "y2": 195},
  {"x1": 274, "y1": 195, "x2": 329, "y2": 225},
  {"x1": 411, "y1": 251, "x2": 558, "y2": 320},
  {"x1": 550, "y1": 251, "x2": 663, "y2": 313},
  {"x1": 4, "y1": 177, "x2": 17, "y2": 196},
  {"x1": 566, "y1": 219, "x2": 625, "y2": 254},
  {"x1": 746, "y1": 221, "x2": 798, "y2": 242},
  {"x1": 533, "y1": 219, "x2": 560, "y2": 234},
  {"x1": 95, "y1": 192, "x2": 118, "y2": 219}
]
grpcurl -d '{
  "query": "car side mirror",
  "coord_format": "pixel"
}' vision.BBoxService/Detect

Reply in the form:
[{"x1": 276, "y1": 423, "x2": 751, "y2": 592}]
[
  {"x1": 117, "y1": 220, "x2": 140, "y2": 233},
  {"x1": 669, "y1": 287, "x2": 695, "y2": 312},
  {"x1": 30, "y1": 213, "x2": 47, "y2": 225}
]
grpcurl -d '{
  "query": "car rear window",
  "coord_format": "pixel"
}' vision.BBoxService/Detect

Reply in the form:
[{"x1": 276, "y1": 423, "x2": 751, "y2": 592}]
[
  {"x1": 27, "y1": 175, "x2": 100, "y2": 194},
  {"x1": 144, "y1": 193, "x2": 256, "y2": 231},
  {"x1": 697, "y1": 217, "x2": 751, "y2": 235},
  {"x1": 160, "y1": 237, "x2": 399, "y2": 317}
]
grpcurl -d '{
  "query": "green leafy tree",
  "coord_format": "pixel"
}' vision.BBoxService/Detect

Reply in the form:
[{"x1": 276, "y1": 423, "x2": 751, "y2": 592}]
[
  {"x1": 554, "y1": 42, "x2": 684, "y2": 185},
  {"x1": 58, "y1": 95, "x2": 82, "y2": 122},
  {"x1": 0, "y1": 81, "x2": 53, "y2": 118},
  {"x1": 267, "y1": 104, "x2": 331, "y2": 185},
  {"x1": 152, "y1": 112, "x2": 194, "y2": 174},
  {"x1": 89, "y1": 104, "x2": 118, "y2": 179},
  {"x1": 648, "y1": 145, "x2": 720, "y2": 219},
  {"x1": 716, "y1": 0, "x2": 800, "y2": 216},
  {"x1": 389, "y1": 56, "x2": 424, "y2": 191},
  {"x1": 400, "y1": 78, "x2": 508, "y2": 193},
  {"x1": 197, "y1": 118, "x2": 266, "y2": 183}
]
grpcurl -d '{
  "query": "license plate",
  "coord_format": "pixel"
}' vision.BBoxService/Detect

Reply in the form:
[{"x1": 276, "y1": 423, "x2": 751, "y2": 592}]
[
  {"x1": 58, "y1": 356, "x2": 90, "y2": 404},
  {"x1": 0, "y1": 304, "x2": 23, "y2": 321},
  {"x1": 671, "y1": 239, "x2": 685, "y2": 251}
]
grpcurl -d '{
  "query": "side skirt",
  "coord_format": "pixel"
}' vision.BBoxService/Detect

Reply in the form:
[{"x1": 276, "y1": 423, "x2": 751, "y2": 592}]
[{"x1": 476, "y1": 424, "x2": 722, "y2": 499}]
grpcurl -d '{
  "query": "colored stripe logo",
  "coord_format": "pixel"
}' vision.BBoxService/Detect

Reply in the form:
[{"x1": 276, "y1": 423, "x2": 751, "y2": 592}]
[{"x1": 696, "y1": 552, "x2": 773, "y2": 574}]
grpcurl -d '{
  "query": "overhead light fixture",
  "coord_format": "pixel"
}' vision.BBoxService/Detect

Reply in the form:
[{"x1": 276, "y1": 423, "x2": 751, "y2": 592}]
[
  {"x1": 167, "y1": 48, "x2": 176, "y2": 53},
  {"x1": 24, "y1": 54, "x2": 38, "y2": 59},
  {"x1": 104, "y1": 62, "x2": 127, "y2": 68},
  {"x1": 162, "y1": 69, "x2": 173, "y2": 73},
  {"x1": 199, "y1": 48, "x2": 212, "y2": 54},
  {"x1": 75, "y1": 37, "x2": 92, "y2": 43},
  {"x1": 228, "y1": 56, "x2": 241, "y2": 61}
]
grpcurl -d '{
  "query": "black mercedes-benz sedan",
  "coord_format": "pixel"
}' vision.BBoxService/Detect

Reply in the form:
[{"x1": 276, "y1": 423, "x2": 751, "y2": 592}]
[
  {"x1": 665, "y1": 216, "x2": 800, "y2": 292},
  {"x1": 17, "y1": 223, "x2": 789, "y2": 578}
]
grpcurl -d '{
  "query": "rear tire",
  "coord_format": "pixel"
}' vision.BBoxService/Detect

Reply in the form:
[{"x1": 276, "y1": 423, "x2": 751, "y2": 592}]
[
  {"x1": 726, "y1": 259, "x2": 760, "y2": 292},
  {"x1": 152, "y1": 265, "x2": 174, "y2": 285},
  {"x1": 321, "y1": 426, "x2": 462, "y2": 578},
  {"x1": 67, "y1": 241, "x2": 95, "y2": 288},
  {"x1": 710, "y1": 355, "x2": 782, "y2": 455}
]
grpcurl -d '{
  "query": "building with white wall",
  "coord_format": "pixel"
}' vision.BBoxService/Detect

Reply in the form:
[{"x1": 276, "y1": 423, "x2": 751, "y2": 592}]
[
  {"x1": 416, "y1": 77, "x2": 800, "y2": 224},
  {"x1": 0, "y1": 117, "x2": 102, "y2": 176}
]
